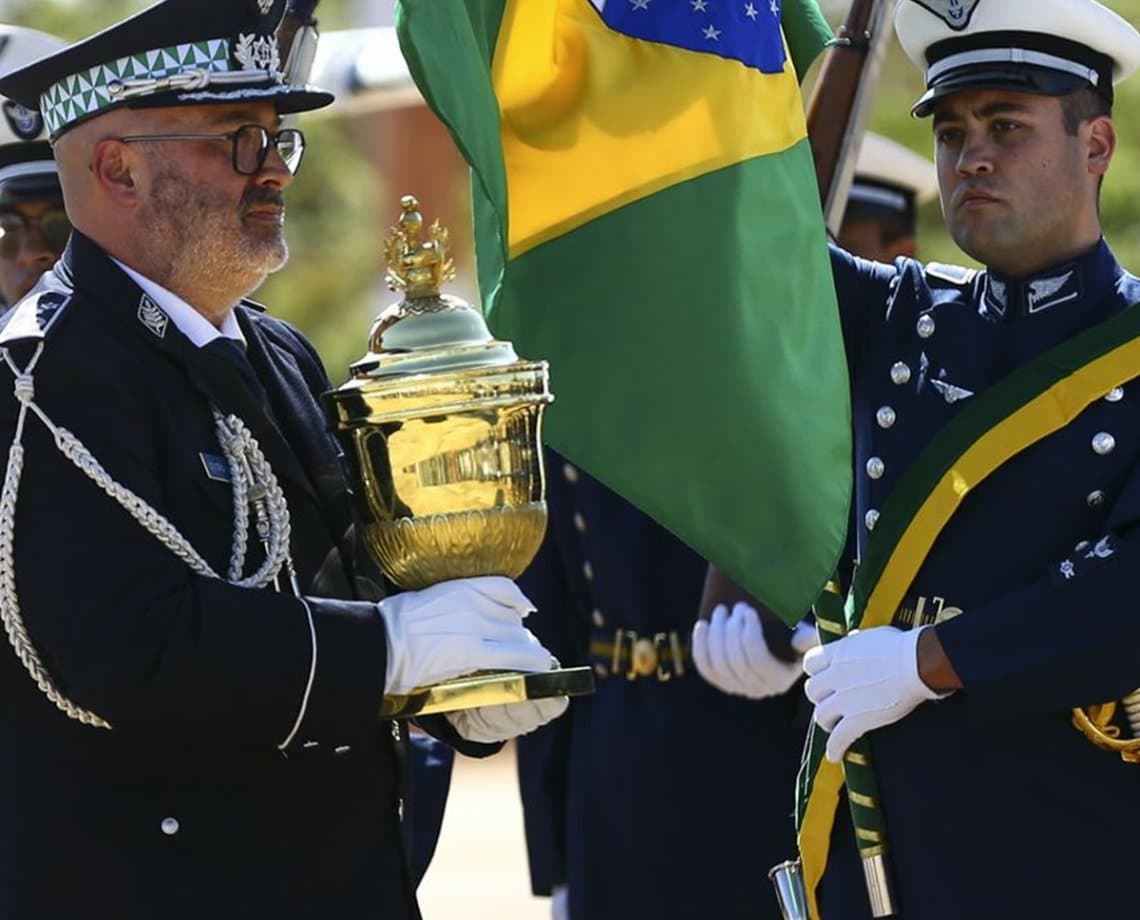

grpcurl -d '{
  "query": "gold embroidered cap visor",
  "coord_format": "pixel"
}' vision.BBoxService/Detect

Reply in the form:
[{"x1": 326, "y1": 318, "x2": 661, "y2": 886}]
[{"x1": 0, "y1": 0, "x2": 333, "y2": 140}]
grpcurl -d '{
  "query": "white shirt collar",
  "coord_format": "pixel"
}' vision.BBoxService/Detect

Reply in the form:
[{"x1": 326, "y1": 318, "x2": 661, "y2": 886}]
[{"x1": 112, "y1": 258, "x2": 246, "y2": 348}]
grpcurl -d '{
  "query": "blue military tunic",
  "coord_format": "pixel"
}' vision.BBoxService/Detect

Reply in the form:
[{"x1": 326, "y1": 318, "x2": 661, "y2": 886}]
[
  {"x1": 820, "y1": 240, "x2": 1140, "y2": 918},
  {"x1": 516, "y1": 451, "x2": 805, "y2": 920}
]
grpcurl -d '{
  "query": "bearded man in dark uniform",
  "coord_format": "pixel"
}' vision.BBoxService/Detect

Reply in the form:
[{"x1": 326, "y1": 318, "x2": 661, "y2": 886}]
[{"x1": 0, "y1": 1, "x2": 566, "y2": 917}]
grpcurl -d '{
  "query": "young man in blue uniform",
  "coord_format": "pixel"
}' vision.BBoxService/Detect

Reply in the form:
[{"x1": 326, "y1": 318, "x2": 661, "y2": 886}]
[
  {"x1": 699, "y1": 1, "x2": 1140, "y2": 916},
  {"x1": 0, "y1": 1, "x2": 566, "y2": 917}
]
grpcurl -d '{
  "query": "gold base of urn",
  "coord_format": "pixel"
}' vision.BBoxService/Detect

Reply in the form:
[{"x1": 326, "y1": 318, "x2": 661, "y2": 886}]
[
  {"x1": 380, "y1": 665, "x2": 596, "y2": 719},
  {"x1": 325, "y1": 196, "x2": 595, "y2": 716}
]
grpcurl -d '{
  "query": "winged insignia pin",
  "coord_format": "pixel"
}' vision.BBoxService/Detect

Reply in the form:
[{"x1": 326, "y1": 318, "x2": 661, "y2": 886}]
[
  {"x1": 1027, "y1": 270, "x2": 1077, "y2": 312},
  {"x1": 931, "y1": 379, "x2": 974, "y2": 404}
]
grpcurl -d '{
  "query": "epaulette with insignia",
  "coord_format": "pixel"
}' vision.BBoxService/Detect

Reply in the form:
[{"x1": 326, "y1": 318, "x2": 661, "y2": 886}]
[
  {"x1": 0, "y1": 268, "x2": 72, "y2": 346},
  {"x1": 925, "y1": 262, "x2": 978, "y2": 286}
]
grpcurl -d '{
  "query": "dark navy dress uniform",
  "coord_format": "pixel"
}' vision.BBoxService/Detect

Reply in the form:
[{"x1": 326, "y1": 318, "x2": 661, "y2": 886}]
[
  {"x1": 0, "y1": 233, "x2": 493, "y2": 919},
  {"x1": 818, "y1": 240, "x2": 1140, "y2": 918},
  {"x1": 516, "y1": 450, "x2": 804, "y2": 920}
]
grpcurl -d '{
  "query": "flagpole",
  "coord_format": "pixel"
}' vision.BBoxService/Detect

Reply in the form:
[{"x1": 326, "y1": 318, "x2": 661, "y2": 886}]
[{"x1": 702, "y1": 2, "x2": 902, "y2": 916}]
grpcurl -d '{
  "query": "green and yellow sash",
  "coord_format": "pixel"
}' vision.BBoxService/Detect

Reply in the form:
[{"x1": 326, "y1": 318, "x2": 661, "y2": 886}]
[{"x1": 797, "y1": 302, "x2": 1140, "y2": 919}]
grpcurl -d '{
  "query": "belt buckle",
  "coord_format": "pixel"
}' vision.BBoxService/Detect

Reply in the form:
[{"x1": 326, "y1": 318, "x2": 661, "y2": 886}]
[
  {"x1": 631, "y1": 631, "x2": 659, "y2": 680},
  {"x1": 612, "y1": 629, "x2": 684, "y2": 681}
]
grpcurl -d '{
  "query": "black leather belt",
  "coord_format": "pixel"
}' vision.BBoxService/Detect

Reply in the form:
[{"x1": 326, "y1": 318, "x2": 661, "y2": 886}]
[{"x1": 588, "y1": 628, "x2": 690, "y2": 681}]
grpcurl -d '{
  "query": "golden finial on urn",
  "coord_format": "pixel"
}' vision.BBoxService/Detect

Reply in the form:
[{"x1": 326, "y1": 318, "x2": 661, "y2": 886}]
[{"x1": 324, "y1": 196, "x2": 593, "y2": 717}]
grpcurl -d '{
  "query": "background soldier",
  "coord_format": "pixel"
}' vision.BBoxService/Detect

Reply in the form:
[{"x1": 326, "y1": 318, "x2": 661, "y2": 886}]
[
  {"x1": 837, "y1": 131, "x2": 939, "y2": 263},
  {"x1": 0, "y1": 1, "x2": 565, "y2": 917},
  {"x1": 515, "y1": 138, "x2": 937, "y2": 920},
  {"x1": 0, "y1": 25, "x2": 69, "y2": 305}
]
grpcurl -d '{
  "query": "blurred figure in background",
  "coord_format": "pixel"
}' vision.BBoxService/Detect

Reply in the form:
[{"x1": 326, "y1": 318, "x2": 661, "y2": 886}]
[
  {"x1": 838, "y1": 131, "x2": 939, "y2": 262},
  {"x1": 0, "y1": 25, "x2": 69, "y2": 305}
]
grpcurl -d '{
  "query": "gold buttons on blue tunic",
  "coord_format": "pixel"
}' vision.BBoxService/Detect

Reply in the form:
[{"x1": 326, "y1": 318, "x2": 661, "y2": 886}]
[
  {"x1": 890, "y1": 363, "x2": 911, "y2": 385},
  {"x1": 1106, "y1": 387, "x2": 1124, "y2": 402},
  {"x1": 1087, "y1": 491, "x2": 1106, "y2": 508},
  {"x1": 1092, "y1": 432, "x2": 1116, "y2": 456},
  {"x1": 877, "y1": 406, "x2": 897, "y2": 429},
  {"x1": 160, "y1": 817, "x2": 180, "y2": 836},
  {"x1": 865, "y1": 510, "x2": 880, "y2": 531},
  {"x1": 563, "y1": 463, "x2": 579, "y2": 484},
  {"x1": 573, "y1": 512, "x2": 587, "y2": 533},
  {"x1": 583, "y1": 561, "x2": 594, "y2": 582},
  {"x1": 916, "y1": 314, "x2": 936, "y2": 338},
  {"x1": 866, "y1": 457, "x2": 885, "y2": 480},
  {"x1": 592, "y1": 608, "x2": 605, "y2": 627}
]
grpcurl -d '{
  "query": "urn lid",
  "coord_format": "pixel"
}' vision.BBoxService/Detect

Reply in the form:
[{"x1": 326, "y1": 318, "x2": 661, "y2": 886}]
[{"x1": 350, "y1": 195, "x2": 520, "y2": 379}]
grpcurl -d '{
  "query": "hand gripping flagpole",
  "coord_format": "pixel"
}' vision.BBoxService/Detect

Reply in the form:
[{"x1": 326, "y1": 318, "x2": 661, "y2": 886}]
[
  {"x1": 812, "y1": 580, "x2": 898, "y2": 916},
  {"x1": 772, "y1": 0, "x2": 900, "y2": 915}
]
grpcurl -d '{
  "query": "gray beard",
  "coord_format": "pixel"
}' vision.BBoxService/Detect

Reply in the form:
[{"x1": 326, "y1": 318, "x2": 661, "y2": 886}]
[{"x1": 138, "y1": 163, "x2": 288, "y2": 308}]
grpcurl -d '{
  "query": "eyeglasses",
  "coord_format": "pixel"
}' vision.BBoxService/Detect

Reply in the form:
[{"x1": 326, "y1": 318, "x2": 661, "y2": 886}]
[
  {"x1": 0, "y1": 207, "x2": 72, "y2": 259},
  {"x1": 115, "y1": 124, "x2": 306, "y2": 176}
]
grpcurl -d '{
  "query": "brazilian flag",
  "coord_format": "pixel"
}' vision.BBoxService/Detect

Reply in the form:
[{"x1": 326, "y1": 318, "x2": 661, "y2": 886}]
[{"x1": 395, "y1": 0, "x2": 847, "y2": 624}]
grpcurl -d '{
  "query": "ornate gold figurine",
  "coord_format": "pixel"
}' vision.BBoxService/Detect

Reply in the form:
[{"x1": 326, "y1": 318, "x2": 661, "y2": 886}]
[{"x1": 325, "y1": 196, "x2": 594, "y2": 718}]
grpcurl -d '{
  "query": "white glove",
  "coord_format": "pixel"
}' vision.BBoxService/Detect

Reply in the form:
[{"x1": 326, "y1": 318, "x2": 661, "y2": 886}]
[
  {"x1": 551, "y1": 884, "x2": 569, "y2": 920},
  {"x1": 378, "y1": 576, "x2": 554, "y2": 695},
  {"x1": 691, "y1": 602, "x2": 816, "y2": 700},
  {"x1": 803, "y1": 625, "x2": 945, "y2": 763},
  {"x1": 445, "y1": 694, "x2": 569, "y2": 743}
]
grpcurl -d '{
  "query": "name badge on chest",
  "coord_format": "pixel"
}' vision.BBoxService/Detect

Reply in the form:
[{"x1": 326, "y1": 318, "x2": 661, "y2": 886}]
[{"x1": 199, "y1": 452, "x2": 232, "y2": 483}]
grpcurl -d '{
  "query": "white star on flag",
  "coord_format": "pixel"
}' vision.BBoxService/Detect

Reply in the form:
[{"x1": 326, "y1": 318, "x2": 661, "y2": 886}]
[
  {"x1": 745, "y1": 2, "x2": 758, "y2": 18},
  {"x1": 691, "y1": 0, "x2": 708, "y2": 9},
  {"x1": 703, "y1": 24, "x2": 721, "y2": 39},
  {"x1": 770, "y1": 0, "x2": 779, "y2": 14},
  {"x1": 630, "y1": 0, "x2": 651, "y2": 8}
]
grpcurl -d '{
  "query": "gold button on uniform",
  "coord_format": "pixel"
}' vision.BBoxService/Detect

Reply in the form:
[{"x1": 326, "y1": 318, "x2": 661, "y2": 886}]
[
  {"x1": 563, "y1": 463, "x2": 579, "y2": 484},
  {"x1": 573, "y1": 512, "x2": 587, "y2": 533}
]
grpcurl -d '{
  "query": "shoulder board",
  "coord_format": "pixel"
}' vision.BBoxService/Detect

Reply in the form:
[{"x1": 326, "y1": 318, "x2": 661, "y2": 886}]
[
  {"x1": 0, "y1": 279, "x2": 72, "y2": 347},
  {"x1": 925, "y1": 262, "x2": 978, "y2": 286},
  {"x1": 1119, "y1": 272, "x2": 1140, "y2": 307},
  {"x1": 238, "y1": 298, "x2": 267, "y2": 314}
]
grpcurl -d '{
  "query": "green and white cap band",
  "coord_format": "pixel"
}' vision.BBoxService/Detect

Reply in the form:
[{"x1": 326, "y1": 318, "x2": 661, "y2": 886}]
[{"x1": 40, "y1": 34, "x2": 282, "y2": 137}]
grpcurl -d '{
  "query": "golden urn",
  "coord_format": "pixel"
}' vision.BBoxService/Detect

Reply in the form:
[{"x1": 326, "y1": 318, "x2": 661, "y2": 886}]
[{"x1": 324, "y1": 196, "x2": 593, "y2": 717}]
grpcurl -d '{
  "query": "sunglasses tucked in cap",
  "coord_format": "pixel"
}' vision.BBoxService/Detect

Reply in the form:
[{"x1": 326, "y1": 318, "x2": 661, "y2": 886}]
[
  {"x1": 0, "y1": 0, "x2": 333, "y2": 140},
  {"x1": 895, "y1": 0, "x2": 1140, "y2": 117}
]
